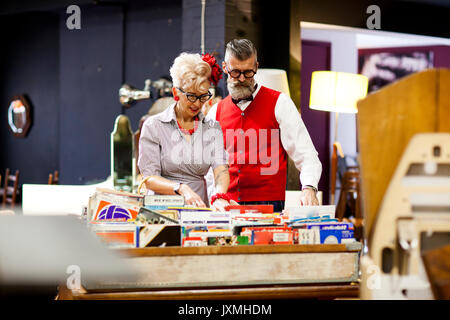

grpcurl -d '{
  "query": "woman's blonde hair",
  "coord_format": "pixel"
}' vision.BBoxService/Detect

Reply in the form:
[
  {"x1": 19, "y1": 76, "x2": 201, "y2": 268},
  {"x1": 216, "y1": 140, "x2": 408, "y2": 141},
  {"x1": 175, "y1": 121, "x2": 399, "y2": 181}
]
[{"x1": 170, "y1": 53, "x2": 211, "y2": 93}]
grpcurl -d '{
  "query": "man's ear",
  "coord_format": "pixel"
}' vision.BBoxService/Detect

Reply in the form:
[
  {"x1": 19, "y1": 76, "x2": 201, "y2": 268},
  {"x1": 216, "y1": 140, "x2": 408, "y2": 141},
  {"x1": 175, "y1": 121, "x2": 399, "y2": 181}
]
[{"x1": 222, "y1": 61, "x2": 228, "y2": 74}]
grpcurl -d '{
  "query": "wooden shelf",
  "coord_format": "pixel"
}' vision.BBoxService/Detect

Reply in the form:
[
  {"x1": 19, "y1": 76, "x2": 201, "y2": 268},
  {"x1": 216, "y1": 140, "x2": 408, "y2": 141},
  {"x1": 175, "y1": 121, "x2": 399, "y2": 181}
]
[{"x1": 119, "y1": 243, "x2": 362, "y2": 257}]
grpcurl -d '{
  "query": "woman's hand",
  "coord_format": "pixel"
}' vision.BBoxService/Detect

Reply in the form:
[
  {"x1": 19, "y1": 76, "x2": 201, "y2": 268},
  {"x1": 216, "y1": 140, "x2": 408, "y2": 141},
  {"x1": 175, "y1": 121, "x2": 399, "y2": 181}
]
[
  {"x1": 211, "y1": 198, "x2": 230, "y2": 212},
  {"x1": 179, "y1": 184, "x2": 206, "y2": 208}
]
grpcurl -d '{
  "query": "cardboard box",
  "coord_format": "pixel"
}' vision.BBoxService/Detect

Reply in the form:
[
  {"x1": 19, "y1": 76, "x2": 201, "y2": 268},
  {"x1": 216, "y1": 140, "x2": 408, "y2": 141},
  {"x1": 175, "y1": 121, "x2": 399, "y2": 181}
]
[
  {"x1": 88, "y1": 188, "x2": 143, "y2": 221},
  {"x1": 89, "y1": 222, "x2": 139, "y2": 248},
  {"x1": 241, "y1": 226, "x2": 293, "y2": 245},
  {"x1": 89, "y1": 222, "x2": 181, "y2": 248},
  {"x1": 96, "y1": 200, "x2": 140, "y2": 221},
  {"x1": 294, "y1": 222, "x2": 355, "y2": 244}
]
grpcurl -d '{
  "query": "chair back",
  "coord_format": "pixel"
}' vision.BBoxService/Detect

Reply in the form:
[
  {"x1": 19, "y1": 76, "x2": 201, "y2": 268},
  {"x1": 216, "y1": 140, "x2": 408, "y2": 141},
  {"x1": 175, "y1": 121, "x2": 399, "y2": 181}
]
[
  {"x1": 336, "y1": 168, "x2": 361, "y2": 219},
  {"x1": 48, "y1": 170, "x2": 59, "y2": 185},
  {"x1": 336, "y1": 167, "x2": 364, "y2": 243},
  {"x1": 3, "y1": 169, "x2": 20, "y2": 206}
]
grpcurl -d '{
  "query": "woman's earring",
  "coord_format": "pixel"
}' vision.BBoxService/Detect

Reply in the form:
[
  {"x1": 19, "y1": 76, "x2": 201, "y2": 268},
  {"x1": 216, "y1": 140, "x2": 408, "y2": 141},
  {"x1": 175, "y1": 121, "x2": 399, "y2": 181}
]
[{"x1": 174, "y1": 96, "x2": 179, "y2": 101}]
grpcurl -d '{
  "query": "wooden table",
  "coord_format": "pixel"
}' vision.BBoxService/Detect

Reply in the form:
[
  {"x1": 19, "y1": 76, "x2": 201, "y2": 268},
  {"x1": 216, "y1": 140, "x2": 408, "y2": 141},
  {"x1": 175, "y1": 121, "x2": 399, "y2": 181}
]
[{"x1": 58, "y1": 243, "x2": 361, "y2": 300}]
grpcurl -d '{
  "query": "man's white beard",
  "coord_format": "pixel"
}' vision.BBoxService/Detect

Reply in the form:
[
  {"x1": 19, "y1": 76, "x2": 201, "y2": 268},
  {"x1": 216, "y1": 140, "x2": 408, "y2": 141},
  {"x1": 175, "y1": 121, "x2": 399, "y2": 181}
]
[{"x1": 227, "y1": 79, "x2": 255, "y2": 100}]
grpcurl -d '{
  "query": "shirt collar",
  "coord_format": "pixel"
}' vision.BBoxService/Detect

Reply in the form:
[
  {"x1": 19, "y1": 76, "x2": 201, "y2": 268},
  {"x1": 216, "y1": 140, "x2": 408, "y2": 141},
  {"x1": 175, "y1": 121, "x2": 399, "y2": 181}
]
[
  {"x1": 158, "y1": 102, "x2": 205, "y2": 123},
  {"x1": 252, "y1": 82, "x2": 261, "y2": 98}
]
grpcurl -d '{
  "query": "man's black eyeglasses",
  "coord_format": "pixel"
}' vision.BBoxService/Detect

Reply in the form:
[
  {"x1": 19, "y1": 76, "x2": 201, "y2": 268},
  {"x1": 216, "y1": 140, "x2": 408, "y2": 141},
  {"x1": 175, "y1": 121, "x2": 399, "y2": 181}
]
[
  {"x1": 225, "y1": 66, "x2": 256, "y2": 79},
  {"x1": 177, "y1": 88, "x2": 212, "y2": 103}
]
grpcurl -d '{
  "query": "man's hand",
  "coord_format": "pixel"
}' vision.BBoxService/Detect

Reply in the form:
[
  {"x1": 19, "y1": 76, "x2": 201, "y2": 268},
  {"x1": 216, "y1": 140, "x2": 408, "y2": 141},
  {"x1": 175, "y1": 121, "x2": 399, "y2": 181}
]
[{"x1": 300, "y1": 188, "x2": 319, "y2": 206}]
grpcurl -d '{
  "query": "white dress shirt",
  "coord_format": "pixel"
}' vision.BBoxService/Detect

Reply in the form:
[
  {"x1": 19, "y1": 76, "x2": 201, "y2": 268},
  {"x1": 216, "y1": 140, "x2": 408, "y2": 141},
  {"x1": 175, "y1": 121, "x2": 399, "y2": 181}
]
[{"x1": 205, "y1": 83, "x2": 322, "y2": 193}]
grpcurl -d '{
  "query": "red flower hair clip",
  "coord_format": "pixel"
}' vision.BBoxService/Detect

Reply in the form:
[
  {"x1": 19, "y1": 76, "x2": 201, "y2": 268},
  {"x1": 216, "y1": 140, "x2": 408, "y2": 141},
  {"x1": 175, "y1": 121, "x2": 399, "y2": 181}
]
[{"x1": 202, "y1": 53, "x2": 223, "y2": 87}]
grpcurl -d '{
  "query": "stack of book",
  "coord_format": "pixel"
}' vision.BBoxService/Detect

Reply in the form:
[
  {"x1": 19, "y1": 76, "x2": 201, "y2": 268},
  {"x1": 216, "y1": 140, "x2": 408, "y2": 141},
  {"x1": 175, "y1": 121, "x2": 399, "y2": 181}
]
[
  {"x1": 180, "y1": 210, "x2": 233, "y2": 246},
  {"x1": 86, "y1": 192, "x2": 356, "y2": 248},
  {"x1": 230, "y1": 204, "x2": 355, "y2": 245},
  {"x1": 87, "y1": 187, "x2": 143, "y2": 221},
  {"x1": 86, "y1": 188, "x2": 143, "y2": 249}
]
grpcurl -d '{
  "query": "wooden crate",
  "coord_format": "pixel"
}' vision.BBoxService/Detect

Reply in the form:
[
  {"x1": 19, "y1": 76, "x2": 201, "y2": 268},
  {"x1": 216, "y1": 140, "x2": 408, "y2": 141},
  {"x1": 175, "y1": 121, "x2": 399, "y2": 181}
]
[{"x1": 82, "y1": 243, "x2": 362, "y2": 292}]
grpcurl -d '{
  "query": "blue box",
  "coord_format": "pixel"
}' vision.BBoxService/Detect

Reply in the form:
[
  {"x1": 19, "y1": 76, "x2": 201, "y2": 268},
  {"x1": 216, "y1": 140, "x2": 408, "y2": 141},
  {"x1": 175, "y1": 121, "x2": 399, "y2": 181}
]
[{"x1": 306, "y1": 222, "x2": 355, "y2": 244}]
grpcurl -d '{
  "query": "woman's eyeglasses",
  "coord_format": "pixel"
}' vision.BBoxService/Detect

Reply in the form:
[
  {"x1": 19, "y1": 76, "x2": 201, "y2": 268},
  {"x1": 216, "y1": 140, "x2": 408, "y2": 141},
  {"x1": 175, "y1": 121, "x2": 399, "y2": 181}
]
[
  {"x1": 225, "y1": 66, "x2": 256, "y2": 79},
  {"x1": 177, "y1": 88, "x2": 212, "y2": 103}
]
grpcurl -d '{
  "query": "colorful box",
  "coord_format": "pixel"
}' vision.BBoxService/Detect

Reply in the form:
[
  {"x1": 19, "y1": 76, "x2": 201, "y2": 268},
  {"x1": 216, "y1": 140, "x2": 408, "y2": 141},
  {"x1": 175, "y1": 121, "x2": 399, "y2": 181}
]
[
  {"x1": 89, "y1": 222, "x2": 181, "y2": 248},
  {"x1": 182, "y1": 237, "x2": 208, "y2": 247},
  {"x1": 89, "y1": 221, "x2": 139, "y2": 248},
  {"x1": 92, "y1": 199, "x2": 140, "y2": 221},
  {"x1": 294, "y1": 222, "x2": 355, "y2": 244},
  {"x1": 240, "y1": 226, "x2": 293, "y2": 245}
]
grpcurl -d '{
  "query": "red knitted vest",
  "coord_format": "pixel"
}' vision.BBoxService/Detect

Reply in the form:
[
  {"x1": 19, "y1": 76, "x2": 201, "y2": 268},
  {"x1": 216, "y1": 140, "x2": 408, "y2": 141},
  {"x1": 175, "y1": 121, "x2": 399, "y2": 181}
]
[{"x1": 216, "y1": 86, "x2": 287, "y2": 201}]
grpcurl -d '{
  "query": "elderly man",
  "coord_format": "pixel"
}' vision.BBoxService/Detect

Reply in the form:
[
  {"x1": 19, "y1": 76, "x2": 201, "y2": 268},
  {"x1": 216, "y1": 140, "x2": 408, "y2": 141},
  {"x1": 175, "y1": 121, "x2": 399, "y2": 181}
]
[{"x1": 206, "y1": 39, "x2": 322, "y2": 211}]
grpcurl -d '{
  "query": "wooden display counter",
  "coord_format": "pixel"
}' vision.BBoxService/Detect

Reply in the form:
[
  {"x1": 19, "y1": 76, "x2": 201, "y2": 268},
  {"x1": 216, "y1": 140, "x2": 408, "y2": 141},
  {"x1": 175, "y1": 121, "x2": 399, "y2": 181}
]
[{"x1": 58, "y1": 243, "x2": 361, "y2": 300}]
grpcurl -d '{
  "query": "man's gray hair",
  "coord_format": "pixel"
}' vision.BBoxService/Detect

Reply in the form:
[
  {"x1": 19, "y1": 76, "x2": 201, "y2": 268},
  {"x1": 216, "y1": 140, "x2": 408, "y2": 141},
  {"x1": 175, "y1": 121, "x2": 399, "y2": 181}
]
[{"x1": 224, "y1": 39, "x2": 258, "y2": 63}]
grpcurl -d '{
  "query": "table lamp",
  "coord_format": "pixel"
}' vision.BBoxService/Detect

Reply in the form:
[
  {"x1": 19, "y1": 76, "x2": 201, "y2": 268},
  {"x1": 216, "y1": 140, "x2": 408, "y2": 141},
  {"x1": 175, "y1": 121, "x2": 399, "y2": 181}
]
[
  {"x1": 309, "y1": 71, "x2": 368, "y2": 204},
  {"x1": 254, "y1": 68, "x2": 290, "y2": 96}
]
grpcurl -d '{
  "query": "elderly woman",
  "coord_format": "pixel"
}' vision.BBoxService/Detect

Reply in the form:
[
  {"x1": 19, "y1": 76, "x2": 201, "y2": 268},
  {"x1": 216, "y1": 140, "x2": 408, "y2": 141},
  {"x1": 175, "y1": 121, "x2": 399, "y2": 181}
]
[{"x1": 138, "y1": 52, "x2": 231, "y2": 210}]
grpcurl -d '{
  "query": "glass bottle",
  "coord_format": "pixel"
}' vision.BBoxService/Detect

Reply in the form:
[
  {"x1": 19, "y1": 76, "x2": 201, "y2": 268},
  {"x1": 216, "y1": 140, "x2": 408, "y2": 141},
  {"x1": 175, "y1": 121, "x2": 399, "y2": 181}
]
[{"x1": 111, "y1": 114, "x2": 135, "y2": 192}]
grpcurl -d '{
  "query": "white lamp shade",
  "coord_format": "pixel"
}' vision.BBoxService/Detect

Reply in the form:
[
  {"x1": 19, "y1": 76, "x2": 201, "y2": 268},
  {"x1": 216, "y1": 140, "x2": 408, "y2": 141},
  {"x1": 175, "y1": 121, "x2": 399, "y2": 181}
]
[
  {"x1": 309, "y1": 71, "x2": 368, "y2": 113},
  {"x1": 254, "y1": 69, "x2": 290, "y2": 97}
]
